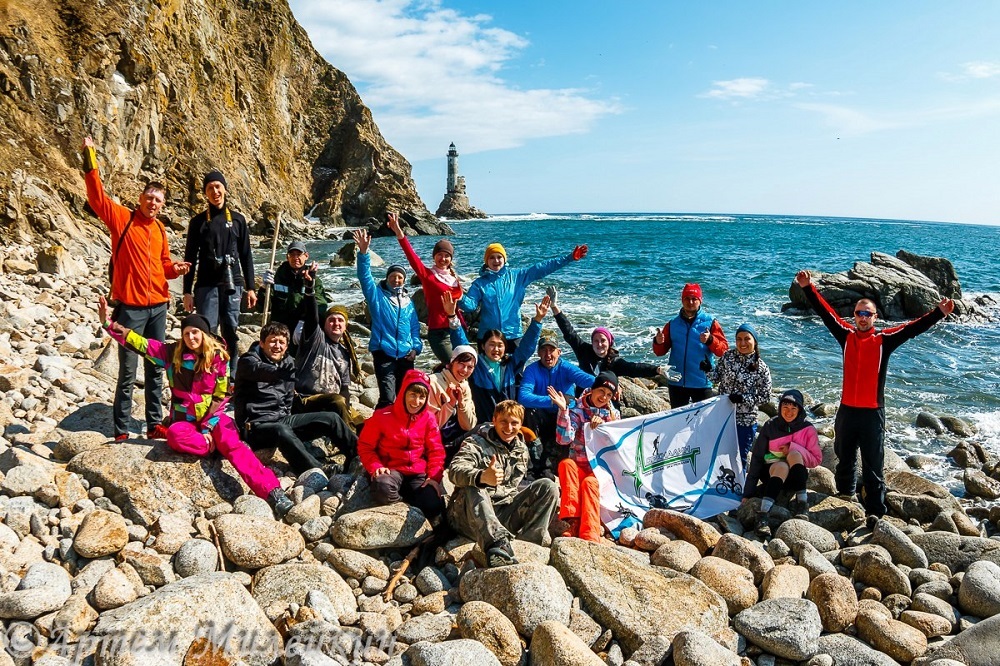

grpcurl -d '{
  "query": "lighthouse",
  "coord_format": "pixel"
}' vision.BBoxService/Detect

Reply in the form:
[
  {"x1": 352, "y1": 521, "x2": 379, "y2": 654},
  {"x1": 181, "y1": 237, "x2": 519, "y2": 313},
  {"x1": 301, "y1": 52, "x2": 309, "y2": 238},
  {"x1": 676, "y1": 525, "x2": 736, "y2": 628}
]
[
  {"x1": 435, "y1": 142, "x2": 487, "y2": 219},
  {"x1": 446, "y1": 142, "x2": 459, "y2": 194}
]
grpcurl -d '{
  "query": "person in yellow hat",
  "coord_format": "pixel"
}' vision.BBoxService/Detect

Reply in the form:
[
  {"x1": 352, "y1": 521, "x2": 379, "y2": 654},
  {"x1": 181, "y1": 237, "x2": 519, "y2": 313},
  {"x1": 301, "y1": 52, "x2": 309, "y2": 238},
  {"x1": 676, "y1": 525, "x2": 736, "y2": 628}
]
[{"x1": 458, "y1": 241, "x2": 588, "y2": 354}]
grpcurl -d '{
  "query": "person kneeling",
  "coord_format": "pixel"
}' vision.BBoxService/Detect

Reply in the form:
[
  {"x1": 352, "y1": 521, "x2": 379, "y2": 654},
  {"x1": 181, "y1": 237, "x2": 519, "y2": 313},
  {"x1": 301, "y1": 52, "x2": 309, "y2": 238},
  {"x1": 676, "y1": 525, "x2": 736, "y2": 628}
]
[
  {"x1": 234, "y1": 322, "x2": 358, "y2": 476},
  {"x1": 358, "y1": 370, "x2": 445, "y2": 520},
  {"x1": 550, "y1": 372, "x2": 621, "y2": 542},
  {"x1": 448, "y1": 400, "x2": 559, "y2": 567},
  {"x1": 743, "y1": 389, "x2": 821, "y2": 537}
]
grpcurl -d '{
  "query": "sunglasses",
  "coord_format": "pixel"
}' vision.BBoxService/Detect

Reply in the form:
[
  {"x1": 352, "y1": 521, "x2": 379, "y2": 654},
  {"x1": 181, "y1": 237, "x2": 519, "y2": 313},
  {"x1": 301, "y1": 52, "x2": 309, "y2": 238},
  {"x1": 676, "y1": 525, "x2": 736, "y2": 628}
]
[{"x1": 854, "y1": 310, "x2": 875, "y2": 318}]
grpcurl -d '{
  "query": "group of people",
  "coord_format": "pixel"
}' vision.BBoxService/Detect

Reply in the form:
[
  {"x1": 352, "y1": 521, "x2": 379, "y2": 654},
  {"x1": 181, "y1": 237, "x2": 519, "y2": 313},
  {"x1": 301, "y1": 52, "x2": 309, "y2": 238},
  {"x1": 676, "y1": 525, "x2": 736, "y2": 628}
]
[{"x1": 86, "y1": 134, "x2": 955, "y2": 554}]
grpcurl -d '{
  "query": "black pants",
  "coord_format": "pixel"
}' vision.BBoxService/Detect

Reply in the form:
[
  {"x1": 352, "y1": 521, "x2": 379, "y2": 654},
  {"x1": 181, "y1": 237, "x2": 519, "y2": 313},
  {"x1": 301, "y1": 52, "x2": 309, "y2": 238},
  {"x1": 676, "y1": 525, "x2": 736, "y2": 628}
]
[
  {"x1": 370, "y1": 471, "x2": 444, "y2": 519},
  {"x1": 245, "y1": 412, "x2": 357, "y2": 475},
  {"x1": 372, "y1": 350, "x2": 415, "y2": 409},
  {"x1": 834, "y1": 405, "x2": 886, "y2": 516},
  {"x1": 667, "y1": 386, "x2": 713, "y2": 409},
  {"x1": 195, "y1": 285, "x2": 242, "y2": 377},
  {"x1": 524, "y1": 408, "x2": 560, "y2": 475},
  {"x1": 112, "y1": 302, "x2": 167, "y2": 436}
]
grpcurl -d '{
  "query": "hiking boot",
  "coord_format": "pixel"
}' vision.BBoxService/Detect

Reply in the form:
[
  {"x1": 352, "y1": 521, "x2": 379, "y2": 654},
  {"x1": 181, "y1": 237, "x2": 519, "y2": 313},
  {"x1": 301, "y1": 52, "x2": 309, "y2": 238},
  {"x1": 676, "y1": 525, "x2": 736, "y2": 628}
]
[
  {"x1": 836, "y1": 492, "x2": 858, "y2": 504},
  {"x1": 322, "y1": 462, "x2": 344, "y2": 478},
  {"x1": 146, "y1": 424, "x2": 169, "y2": 440},
  {"x1": 788, "y1": 498, "x2": 810, "y2": 521},
  {"x1": 268, "y1": 488, "x2": 294, "y2": 519},
  {"x1": 485, "y1": 537, "x2": 518, "y2": 568},
  {"x1": 114, "y1": 433, "x2": 129, "y2": 442},
  {"x1": 754, "y1": 510, "x2": 772, "y2": 538},
  {"x1": 560, "y1": 517, "x2": 580, "y2": 538}
]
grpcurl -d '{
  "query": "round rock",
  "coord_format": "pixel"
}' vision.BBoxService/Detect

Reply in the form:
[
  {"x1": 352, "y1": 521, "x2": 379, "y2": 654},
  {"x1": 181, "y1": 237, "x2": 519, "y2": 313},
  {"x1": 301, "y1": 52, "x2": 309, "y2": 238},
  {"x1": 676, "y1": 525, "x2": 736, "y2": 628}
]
[
  {"x1": 173, "y1": 539, "x2": 220, "y2": 578},
  {"x1": 73, "y1": 509, "x2": 128, "y2": 558},
  {"x1": 733, "y1": 598, "x2": 822, "y2": 660},
  {"x1": 456, "y1": 600, "x2": 523, "y2": 666},
  {"x1": 957, "y1": 560, "x2": 1000, "y2": 619}
]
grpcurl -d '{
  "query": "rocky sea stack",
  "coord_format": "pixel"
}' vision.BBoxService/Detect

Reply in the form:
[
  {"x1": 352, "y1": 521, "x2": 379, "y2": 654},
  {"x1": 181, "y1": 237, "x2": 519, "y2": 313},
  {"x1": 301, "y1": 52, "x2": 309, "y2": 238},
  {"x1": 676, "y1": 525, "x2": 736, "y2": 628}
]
[{"x1": 0, "y1": 0, "x2": 451, "y2": 259}]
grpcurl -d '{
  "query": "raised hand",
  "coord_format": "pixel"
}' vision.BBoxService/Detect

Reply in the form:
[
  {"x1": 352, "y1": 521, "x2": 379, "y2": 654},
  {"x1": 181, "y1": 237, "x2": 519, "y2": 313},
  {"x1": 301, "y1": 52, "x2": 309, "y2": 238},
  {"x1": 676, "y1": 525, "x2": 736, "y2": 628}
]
[
  {"x1": 98, "y1": 295, "x2": 109, "y2": 326},
  {"x1": 352, "y1": 229, "x2": 371, "y2": 254},
  {"x1": 534, "y1": 294, "x2": 551, "y2": 322},
  {"x1": 547, "y1": 385, "x2": 568, "y2": 411},
  {"x1": 572, "y1": 245, "x2": 588, "y2": 261},
  {"x1": 303, "y1": 262, "x2": 318, "y2": 285},
  {"x1": 441, "y1": 292, "x2": 457, "y2": 316},
  {"x1": 654, "y1": 325, "x2": 666, "y2": 345},
  {"x1": 938, "y1": 298, "x2": 955, "y2": 315},
  {"x1": 545, "y1": 285, "x2": 559, "y2": 313},
  {"x1": 82, "y1": 136, "x2": 94, "y2": 149},
  {"x1": 699, "y1": 329, "x2": 711, "y2": 344},
  {"x1": 447, "y1": 383, "x2": 463, "y2": 405},
  {"x1": 386, "y1": 212, "x2": 404, "y2": 239},
  {"x1": 480, "y1": 454, "x2": 504, "y2": 487},
  {"x1": 794, "y1": 270, "x2": 811, "y2": 288}
]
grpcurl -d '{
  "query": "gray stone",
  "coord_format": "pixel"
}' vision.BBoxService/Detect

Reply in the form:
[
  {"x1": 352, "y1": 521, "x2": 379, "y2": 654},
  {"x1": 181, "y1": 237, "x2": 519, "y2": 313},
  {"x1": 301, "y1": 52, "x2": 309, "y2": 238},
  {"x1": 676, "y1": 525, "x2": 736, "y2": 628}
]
[
  {"x1": 456, "y1": 601, "x2": 523, "y2": 666},
  {"x1": 405, "y1": 639, "x2": 502, "y2": 666},
  {"x1": 815, "y1": 633, "x2": 898, "y2": 666},
  {"x1": 252, "y1": 563, "x2": 357, "y2": 623},
  {"x1": 529, "y1": 620, "x2": 605, "y2": 665},
  {"x1": 90, "y1": 572, "x2": 281, "y2": 665},
  {"x1": 910, "y1": 532, "x2": 1000, "y2": 572},
  {"x1": 672, "y1": 630, "x2": 741, "y2": 666},
  {"x1": 853, "y1": 550, "x2": 912, "y2": 597},
  {"x1": 459, "y1": 562, "x2": 571, "y2": 637},
  {"x1": 214, "y1": 513, "x2": 304, "y2": 569},
  {"x1": 870, "y1": 518, "x2": 929, "y2": 568},
  {"x1": 796, "y1": 541, "x2": 838, "y2": 579},
  {"x1": 173, "y1": 539, "x2": 219, "y2": 577},
  {"x1": 325, "y1": 548, "x2": 391, "y2": 580},
  {"x1": 649, "y1": 539, "x2": 702, "y2": 573},
  {"x1": 396, "y1": 613, "x2": 455, "y2": 644},
  {"x1": 92, "y1": 566, "x2": 140, "y2": 610},
  {"x1": 774, "y1": 519, "x2": 838, "y2": 553},
  {"x1": 414, "y1": 566, "x2": 452, "y2": 595},
  {"x1": 233, "y1": 494, "x2": 274, "y2": 518},
  {"x1": 733, "y1": 598, "x2": 822, "y2": 660},
  {"x1": 330, "y1": 503, "x2": 432, "y2": 550},
  {"x1": 911, "y1": 592, "x2": 961, "y2": 631},
  {"x1": 916, "y1": 612, "x2": 1000, "y2": 665},
  {"x1": 304, "y1": 589, "x2": 341, "y2": 625},
  {"x1": 0, "y1": 562, "x2": 72, "y2": 619},
  {"x1": 712, "y1": 533, "x2": 774, "y2": 585},
  {"x1": 550, "y1": 538, "x2": 728, "y2": 654},
  {"x1": 1, "y1": 464, "x2": 53, "y2": 496},
  {"x1": 957, "y1": 560, "x2": 1000, "y2": 618},
  {"x1": 855, "y1": 605, "x2": 928, "y2": 663},
  {"x1": 300, "y1": 516, "x2": 333, "y2": 543}
]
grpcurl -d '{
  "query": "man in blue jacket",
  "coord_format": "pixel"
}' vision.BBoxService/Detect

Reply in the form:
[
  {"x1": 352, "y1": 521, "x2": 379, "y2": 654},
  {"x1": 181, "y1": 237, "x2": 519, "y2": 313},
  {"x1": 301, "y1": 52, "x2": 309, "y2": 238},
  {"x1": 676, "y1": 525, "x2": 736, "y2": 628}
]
[
  {"x1": 518, "y1": 334, "x2": 593, "y2": 476},
  {"x1": 353, "y1": 229, "x2": 422, "y2": 408}
]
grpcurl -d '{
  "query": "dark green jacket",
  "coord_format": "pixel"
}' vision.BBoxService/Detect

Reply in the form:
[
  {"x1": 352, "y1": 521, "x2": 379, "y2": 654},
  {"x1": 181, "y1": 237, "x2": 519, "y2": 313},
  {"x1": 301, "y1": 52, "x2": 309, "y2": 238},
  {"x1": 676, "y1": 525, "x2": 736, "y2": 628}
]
[{"x1": 258, "y1": 261, "x2": 328, "y2": 330}]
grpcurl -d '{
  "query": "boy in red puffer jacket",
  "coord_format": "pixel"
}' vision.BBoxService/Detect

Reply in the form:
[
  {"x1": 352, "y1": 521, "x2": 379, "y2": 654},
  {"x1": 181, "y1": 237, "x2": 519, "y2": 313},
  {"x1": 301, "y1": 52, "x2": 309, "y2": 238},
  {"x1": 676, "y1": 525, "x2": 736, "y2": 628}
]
[{"x1": 358, "y1": 369, "x2": 446, "y2": 519}]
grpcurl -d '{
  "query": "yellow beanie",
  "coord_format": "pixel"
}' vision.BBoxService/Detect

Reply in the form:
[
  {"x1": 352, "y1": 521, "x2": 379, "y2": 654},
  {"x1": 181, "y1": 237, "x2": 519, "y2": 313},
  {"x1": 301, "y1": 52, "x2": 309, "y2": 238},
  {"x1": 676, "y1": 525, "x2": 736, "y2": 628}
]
[{"x1": 484, "y1": 243, "x2": 507, "y2": 264}]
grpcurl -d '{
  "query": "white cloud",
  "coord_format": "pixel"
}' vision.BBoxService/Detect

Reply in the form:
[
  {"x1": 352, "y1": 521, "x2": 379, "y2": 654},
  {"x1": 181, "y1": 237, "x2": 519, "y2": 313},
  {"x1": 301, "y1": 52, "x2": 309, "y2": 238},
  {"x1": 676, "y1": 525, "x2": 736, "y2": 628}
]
[
  {"x1": 701, "y1": 77, "x2": 771, "y2": 100},
  {"x1": 961, "y1": 61, "x2": 1000, "y2": 79},
  {"x1": 794, "y1": 103, "x2": 900, "y2": 135},
  {"x1": 795, "y1": 98, "x2": 1000, "y2": 135},
  {"x1": 289, "y1": 0, "x2": 619, "y2": 160}
]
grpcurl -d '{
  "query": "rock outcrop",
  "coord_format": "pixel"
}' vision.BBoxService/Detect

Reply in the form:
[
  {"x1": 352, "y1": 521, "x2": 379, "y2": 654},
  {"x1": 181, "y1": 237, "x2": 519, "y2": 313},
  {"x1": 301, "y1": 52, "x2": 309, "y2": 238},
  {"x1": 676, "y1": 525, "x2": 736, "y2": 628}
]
[
  {"x1": 0, "y1": 0, "x2": 450, "y2": 260},
  {"x1": 784, "y1": 250, "x2": 996, "y2": 321}
]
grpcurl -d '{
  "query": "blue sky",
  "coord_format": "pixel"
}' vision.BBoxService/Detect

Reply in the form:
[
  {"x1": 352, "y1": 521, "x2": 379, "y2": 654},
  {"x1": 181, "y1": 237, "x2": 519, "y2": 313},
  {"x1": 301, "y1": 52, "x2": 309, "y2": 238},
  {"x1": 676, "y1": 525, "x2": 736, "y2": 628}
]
[{"x1": 288, "y1": 1, "x2": 1000, "y2": 224}]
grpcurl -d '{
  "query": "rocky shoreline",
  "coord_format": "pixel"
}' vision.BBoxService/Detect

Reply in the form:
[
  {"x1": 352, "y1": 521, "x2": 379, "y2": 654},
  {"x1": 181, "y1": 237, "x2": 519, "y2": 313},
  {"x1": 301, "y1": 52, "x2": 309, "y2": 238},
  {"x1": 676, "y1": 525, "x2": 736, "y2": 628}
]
[{"x1": 1, "y1": 243, "x2": 1000, "y2": 666}]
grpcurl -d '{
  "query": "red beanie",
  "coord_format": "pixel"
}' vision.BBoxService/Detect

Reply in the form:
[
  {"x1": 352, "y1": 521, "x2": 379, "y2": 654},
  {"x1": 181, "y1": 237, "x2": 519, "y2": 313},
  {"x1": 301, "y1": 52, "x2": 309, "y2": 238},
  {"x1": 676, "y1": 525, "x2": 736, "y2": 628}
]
[{"x1": 682, "y1": 283, "x2": 703, "y2": 300}]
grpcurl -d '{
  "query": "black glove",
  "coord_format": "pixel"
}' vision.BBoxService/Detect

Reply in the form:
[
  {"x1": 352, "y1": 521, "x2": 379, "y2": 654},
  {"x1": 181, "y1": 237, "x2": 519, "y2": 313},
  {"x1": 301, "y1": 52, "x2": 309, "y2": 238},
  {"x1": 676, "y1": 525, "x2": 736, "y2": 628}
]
[
  {"x1": 699, "y1": 360, "x2": 712, "y2": 372},
  {"x1": 728, "y1": 393, "x2": 744, "y2": 404}
]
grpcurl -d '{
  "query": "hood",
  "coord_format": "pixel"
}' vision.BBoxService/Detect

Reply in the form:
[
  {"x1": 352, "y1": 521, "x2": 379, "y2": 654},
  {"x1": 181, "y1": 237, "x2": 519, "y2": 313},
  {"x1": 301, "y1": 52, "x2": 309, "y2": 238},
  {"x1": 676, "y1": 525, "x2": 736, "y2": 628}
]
[
  {"x1": 392, "y1": 368, "x2": 432, "y2": 420},
  {"x1": 772, "y1": 388, "x2": 810, "y2": 431},
  {"x1": 478, "y1": 264, "x2": 509, "y2": 279}
]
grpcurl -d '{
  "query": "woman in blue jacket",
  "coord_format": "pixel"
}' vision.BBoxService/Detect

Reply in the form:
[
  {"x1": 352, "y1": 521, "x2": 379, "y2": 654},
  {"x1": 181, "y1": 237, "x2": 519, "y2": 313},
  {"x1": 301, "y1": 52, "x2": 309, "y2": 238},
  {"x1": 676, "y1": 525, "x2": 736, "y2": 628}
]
[
  {"x1": 458, "y1": 242, "x2": 587, "y2": 353},
  {"x1": 353, "y1": 229, "x2": 422, "y2": 408}
]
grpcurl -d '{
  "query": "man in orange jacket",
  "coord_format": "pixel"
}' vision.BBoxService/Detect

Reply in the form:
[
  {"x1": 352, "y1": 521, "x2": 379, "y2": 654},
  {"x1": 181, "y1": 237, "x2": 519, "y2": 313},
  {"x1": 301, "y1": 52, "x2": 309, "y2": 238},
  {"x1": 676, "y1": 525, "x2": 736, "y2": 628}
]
[{"x1": 82, "y1": 137, "x2": 191, "y2": 441}]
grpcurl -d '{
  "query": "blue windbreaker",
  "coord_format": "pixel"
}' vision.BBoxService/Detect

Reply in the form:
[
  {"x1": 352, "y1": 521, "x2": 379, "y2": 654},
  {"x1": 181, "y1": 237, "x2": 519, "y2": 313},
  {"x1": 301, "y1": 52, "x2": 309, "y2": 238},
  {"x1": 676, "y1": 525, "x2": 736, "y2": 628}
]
[
  {"x1": 358, "y1": 252, "x2": 422, "y2": 359},
  {"x1": 518, "y1": 359, "x2": 594, "y2": 412}
]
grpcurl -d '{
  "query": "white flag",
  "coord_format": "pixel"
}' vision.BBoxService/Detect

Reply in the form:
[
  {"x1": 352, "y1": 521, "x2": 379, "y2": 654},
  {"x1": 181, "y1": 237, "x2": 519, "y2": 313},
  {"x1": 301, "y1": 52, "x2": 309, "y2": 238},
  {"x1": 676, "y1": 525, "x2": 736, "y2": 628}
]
[{"x1": 586, "y1": 396, "x2": 745, "y2": 535}]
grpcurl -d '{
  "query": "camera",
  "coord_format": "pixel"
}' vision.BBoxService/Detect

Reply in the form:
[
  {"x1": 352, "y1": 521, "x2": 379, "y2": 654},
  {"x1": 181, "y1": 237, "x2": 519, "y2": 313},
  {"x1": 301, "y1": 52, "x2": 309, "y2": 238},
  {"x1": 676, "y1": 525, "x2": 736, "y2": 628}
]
[{"x1": 215, "y1": 255, "x2": 237, "y2": 295}]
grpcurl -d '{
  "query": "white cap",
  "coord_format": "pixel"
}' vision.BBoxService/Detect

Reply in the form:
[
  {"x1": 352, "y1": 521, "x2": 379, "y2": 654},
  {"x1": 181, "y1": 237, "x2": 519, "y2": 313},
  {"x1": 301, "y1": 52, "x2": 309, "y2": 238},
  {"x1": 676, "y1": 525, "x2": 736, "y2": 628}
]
[{"x1": 450, "y1": 344, "x2": 478, "y2": 362}]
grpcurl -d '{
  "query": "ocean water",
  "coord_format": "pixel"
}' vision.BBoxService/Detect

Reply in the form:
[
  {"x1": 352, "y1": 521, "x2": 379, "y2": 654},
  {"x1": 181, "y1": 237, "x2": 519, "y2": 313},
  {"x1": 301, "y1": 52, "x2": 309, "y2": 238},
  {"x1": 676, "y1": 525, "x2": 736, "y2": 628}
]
[{"x1": 258, "y1": 213, "x2": 1000, "y2": 495}]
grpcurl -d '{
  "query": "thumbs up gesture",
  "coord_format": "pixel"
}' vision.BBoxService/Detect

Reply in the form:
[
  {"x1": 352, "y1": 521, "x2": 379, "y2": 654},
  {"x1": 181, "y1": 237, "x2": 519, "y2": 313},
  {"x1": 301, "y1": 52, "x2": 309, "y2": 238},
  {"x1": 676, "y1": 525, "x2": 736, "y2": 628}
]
[{"x1": 480, "y1": 454, "x2": 504, "y2": 487}]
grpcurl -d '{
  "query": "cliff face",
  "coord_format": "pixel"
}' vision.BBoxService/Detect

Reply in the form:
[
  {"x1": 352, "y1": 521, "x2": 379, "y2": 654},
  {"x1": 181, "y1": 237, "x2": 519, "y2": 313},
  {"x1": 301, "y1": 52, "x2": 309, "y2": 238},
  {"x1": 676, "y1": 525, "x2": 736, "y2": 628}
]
[{"x1": 0, "y1": 0, "x2": 448, "y2": 258}]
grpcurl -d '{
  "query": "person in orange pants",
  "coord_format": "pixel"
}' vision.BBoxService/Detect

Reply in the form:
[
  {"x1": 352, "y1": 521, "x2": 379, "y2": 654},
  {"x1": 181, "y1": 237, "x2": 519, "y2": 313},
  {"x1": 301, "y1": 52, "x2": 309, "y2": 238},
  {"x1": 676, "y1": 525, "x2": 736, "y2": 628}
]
[{"x1": 549, "y1": 372, "x2": 621, "y2": 542}]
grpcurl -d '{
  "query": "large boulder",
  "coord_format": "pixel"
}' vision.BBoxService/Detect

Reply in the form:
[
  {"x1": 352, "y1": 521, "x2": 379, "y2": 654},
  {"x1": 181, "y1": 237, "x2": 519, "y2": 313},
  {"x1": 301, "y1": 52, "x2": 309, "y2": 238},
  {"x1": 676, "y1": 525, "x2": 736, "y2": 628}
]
[
  {"x1": 459, "y1": 562, "x2": 571, "y2": 638},
  {"x1": 252, "y1": 563, "x2": 357, "y2": 623},
  {"x1": 66, "y1": 442, "x2": 250, "y2": 525},
  {"x1": 90, "y1": 572, "x2": 281, "y2": 665},
  {"x1": 0, "y1": 562, "x2": 72, "y2": 620},
  {"x1": 909, "y1": 532, "x2": 1000, "y2": 572},
  {"x1": 213, "y1": 514, "x2": 304, "y2": 569},
  {"x1": 330, "y1": 503, "x2": 432, "y2": 550},
  {"x1": 733, "y1": 598, "x2": 822, "y2": 661},
  {"x1": 455, "y1": 601, "x2": 523, "y2": 666},
  {"x1": 914, "y1": 613, "x2": 1000, "y2": 666},
  {"x1": 957, "y1": 560, "x2": 1000, "y2": 619},
  {"x1": 550, "y1": 538, "x2": 729, "y2": 654}
]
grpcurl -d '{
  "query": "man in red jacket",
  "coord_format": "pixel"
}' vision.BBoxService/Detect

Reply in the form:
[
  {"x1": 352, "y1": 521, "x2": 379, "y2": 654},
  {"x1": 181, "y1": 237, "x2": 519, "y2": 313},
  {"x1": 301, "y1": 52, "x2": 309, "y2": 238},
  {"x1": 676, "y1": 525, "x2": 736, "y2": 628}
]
[
  {"x1": 82, "y1": 137, "x2": 190, "y2": 441},
  {"x1": 795, "y1": 270, "x2": 953, "y2": 516}
]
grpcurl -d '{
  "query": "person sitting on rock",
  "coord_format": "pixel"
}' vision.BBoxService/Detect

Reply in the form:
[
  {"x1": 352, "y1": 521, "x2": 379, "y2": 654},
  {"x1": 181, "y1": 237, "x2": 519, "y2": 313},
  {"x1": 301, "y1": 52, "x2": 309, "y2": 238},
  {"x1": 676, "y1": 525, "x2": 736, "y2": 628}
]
[
  {"x1": 517, "y1": 333, "x2": 593, "y2": 477},
  {"x1": 357, "y1": 369, "x2": 446, "y2": 520},
  {"x1": 387, "y1": 212, "x2": 463, "y2": 364},
  {"x1": 549, "y1": 371, "x2": 621, "y2": 542},
  {"x1": 444, "y1": 292, "x2": 547, "y2": 424},
  {"x1": 98, "y1": 296, "x2": 293, "y2": 517},
  {"x1": 257, "y1": 240, "x2": 328, "y2": 351},
  {"x1": 547, "y1": 286, "x2": 669, "y2": 385},
  {"x1": 743, "y1": 389, "x2": 822, "y2": 537},
  {"x1": 458, "y1": 241, "x2": 587, "y2": 354},
  {"x1": 427, "y1": 343, "x2": 479, "y2": 463},
  {"x1": 448, "y1": 400, "x2": 560, "y2": 567},
  {"x1": 294, "y1": 279, "x2": 361, "y2": 431},
  {"x1": 353, "y1": 228, "x2": 422, "y2": 409},
  {"x1": 233, "y1": 321, "x2": 358, "y2": 477}
]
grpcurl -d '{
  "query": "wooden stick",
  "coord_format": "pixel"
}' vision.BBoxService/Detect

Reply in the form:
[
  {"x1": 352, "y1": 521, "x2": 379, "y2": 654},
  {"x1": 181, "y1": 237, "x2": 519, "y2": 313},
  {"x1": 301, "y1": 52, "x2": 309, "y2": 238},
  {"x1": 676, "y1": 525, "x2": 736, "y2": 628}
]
[
  {"x1": 383, "y1": 534, "x2": 434, "y2": 602},
  {"x1": 261, "y1": 215, "x2": 283, "y2": 325},
  {"x1": 209, "y1": 521, "x2": 227, "y2": 573}
]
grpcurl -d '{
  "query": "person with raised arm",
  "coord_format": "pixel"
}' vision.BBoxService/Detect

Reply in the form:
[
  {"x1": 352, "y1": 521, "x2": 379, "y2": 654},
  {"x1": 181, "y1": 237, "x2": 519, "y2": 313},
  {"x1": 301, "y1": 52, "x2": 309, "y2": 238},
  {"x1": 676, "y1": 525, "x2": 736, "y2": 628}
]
[
  {"x1": 353, "y1": 228, "x2": 422, "y2": 409},
  {"x1": 652, "y1": 283, "x2": 729, "y2": 408},
  {"x1": 387, "y1": 212, "x2": 463, "y2": 364},
  {"x1": 458, "y1": 241, "x2": 587, "y2": 354},
  {"x1": 81, "y1": 137, "x2": 190, "y2": 442},
  {"x1": 794, "y1": 269, "x2": 953, "y2": 516},
  {"x1": 257, "y1": 240, "x2": 329, "y2": 349},
  {"x1": 97, "y1": 296, "x2": 293, "y2": 518}
]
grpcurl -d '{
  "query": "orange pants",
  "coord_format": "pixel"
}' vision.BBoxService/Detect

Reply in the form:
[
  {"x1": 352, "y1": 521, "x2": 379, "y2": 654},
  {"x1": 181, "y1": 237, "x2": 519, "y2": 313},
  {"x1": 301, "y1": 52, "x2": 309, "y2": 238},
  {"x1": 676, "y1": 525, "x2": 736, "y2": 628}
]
[{"x1": 558, "y1": 458, "x2": 602, "y2": 542}]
